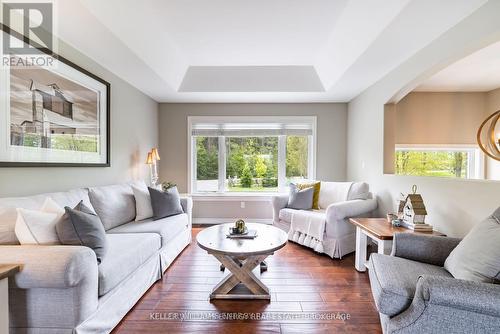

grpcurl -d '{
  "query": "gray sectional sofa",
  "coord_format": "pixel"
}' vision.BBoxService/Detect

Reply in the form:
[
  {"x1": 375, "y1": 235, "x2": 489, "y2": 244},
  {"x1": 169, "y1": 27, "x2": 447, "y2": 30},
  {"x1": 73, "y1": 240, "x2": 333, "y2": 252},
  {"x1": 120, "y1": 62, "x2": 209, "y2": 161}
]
[
  {"x1": 368, "y1": 233, "x2": 500, "y2": 333},
  {"x1": 0, "y1": 182, "x2": 193, "y2": 334}
]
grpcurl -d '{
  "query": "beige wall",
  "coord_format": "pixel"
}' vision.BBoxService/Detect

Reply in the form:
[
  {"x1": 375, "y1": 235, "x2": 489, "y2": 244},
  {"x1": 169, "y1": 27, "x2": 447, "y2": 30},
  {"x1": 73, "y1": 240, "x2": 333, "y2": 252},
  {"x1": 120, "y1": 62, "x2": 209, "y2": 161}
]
[
  {"x1": 0, "y1": 40, "x2": 159, "y2": 197},
  {"x1": 384, "y1": 86, "x2": 500, "y2": 179},
  {"x1": 393, "y1": 92, "x2": 486, "y2": 145},
  {"x1": 383, "y1": 104, "x2": 397, "y2": 174},
  {"x1": 348, "y1": 1, "x2": 500, "y2": 238},
  {"x1": 384, "y1": 91, "x2": 495, "y2": 176},
  {"x1": 158, "y1": 103, "x2": 347, "y2": 220}
]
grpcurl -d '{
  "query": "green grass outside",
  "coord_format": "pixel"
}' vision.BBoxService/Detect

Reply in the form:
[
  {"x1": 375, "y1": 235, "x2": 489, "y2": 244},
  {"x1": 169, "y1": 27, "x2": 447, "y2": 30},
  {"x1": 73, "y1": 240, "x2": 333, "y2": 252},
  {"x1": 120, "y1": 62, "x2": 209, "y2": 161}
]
[{"x1": 227, "y1": 186, "x2": 278, "y2": 192}]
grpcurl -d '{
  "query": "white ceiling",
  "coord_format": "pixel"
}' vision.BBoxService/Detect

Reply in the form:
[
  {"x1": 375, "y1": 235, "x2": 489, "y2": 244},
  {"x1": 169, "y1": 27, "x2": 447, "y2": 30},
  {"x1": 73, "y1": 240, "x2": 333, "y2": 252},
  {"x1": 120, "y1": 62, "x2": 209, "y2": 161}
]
[
  {"x1": 54, "y1": 0, "x2": 488, "y2": 102},
  {"x1": 415, "y1": 40, "x2": 500, "y2": 92}
]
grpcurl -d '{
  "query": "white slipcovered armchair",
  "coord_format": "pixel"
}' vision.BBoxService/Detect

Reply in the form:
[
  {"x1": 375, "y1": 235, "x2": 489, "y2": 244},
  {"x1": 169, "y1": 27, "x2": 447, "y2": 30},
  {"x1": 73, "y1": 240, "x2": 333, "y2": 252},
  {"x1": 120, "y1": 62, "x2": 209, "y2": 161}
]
[{"x1": 272, "y1": 182, "x2": 377, "y2": 259}]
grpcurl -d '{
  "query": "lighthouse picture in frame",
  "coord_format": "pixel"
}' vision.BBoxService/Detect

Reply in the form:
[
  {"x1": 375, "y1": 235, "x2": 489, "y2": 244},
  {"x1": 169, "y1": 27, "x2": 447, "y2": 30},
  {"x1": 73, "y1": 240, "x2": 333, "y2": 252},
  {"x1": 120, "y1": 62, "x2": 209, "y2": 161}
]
[{"x1": 0, "y1": 26, "x2": 110, "y2": 167}]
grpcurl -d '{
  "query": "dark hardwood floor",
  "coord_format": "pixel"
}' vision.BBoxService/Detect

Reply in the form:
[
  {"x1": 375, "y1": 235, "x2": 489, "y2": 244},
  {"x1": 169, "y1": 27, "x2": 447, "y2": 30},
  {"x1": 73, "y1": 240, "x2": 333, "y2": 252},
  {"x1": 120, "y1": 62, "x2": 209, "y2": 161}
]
[{"x1": 113, "y1": 227, "x2": 381, "y2": 334}]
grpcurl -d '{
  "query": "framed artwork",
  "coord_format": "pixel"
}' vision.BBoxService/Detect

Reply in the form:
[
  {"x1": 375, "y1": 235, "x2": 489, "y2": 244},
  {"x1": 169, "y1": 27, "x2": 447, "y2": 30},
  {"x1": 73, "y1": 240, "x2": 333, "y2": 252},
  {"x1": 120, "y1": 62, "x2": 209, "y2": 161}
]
[{"x1": 0, "y1": 25, "x2": 110, "y2": 167}]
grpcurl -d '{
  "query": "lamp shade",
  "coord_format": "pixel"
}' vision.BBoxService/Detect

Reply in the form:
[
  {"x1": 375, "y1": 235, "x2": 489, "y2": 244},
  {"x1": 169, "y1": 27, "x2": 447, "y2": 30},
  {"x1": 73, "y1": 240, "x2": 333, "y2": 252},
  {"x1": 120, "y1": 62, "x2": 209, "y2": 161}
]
[
  {"x1": 151, "y1": 148, "x2": 161, "y2": 161},
  {"x1": 477, "y1": 110, "x2": 500, "y2": 161},
  {"x1": 145, "y1": 152, "x2": 153, "y2": 165}
]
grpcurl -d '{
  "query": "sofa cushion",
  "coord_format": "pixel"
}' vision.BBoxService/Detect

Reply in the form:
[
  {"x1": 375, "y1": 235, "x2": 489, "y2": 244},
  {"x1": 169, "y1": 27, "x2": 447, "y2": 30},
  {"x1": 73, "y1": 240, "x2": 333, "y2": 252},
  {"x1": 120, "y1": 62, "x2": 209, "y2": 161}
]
[
  {"x1": 368, "y1": 253, "x2": 452, "y2": 317},
  {"x1": 444, "y1": 207, "x2": 500, "y2": 283},
  {"x1": 148, "y1": 186, "x2": 184, "y2": 220},
  {"x1": 98, "y1": 233, "x2": 160, "y2": 296},
  {"x1": 287, "y1": 184, "x2": 314, "y2": 210},
  {"x1": 132, "y1": 182, "x2": 154, "y2": 221},
  {"x1": 107, "y1": 213, "x2": 189, "y2": 247},
  {"x1": 347, "y1": 182, "x2": 370, "y2": 200},
  {"x1": 89, "y1": 184, "x2": 136, "y2": 230},
  {"x1": 297, "y1": 182, "x2": 321, "y2": 209},
  {"x1": 318, "y1": 182, "x2": 353, "y2": 209},
  {"x1": 279, "y1": 208, "x2": 295, "y2": 224},
  {"x1": 0, "y1": 188, "x2": 93, "y2": 245},
  {"x1": 15, "y1": 208, "x2": 61, "y2": 245},
  {"x1": 57, "y1": 201, "x2": 108, "y2": 264}
]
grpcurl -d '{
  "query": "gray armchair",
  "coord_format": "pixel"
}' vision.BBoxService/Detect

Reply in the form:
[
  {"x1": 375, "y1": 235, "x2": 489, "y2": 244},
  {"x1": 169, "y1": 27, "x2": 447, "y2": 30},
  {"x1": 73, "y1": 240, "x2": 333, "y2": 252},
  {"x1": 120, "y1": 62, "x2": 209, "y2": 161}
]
[{"x1": 368, "y1": 233, "x2": 500, "y2": 334}]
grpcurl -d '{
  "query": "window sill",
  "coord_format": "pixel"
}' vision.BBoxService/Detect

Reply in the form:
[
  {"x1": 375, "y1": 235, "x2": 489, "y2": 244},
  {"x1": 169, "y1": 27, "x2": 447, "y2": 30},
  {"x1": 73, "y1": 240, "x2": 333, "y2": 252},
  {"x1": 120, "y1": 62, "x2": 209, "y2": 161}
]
[{"x1": 188, "y1": 192, "x2": 286, "y2": 201}]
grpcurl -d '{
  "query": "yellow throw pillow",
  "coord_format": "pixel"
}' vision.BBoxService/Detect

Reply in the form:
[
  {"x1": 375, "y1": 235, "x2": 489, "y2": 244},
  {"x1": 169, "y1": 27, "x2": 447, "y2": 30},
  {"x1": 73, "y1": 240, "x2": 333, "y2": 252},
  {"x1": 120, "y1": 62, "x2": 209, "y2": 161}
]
[{"x1": 297, "y1": 182, "x2": 321, "y2": 210}]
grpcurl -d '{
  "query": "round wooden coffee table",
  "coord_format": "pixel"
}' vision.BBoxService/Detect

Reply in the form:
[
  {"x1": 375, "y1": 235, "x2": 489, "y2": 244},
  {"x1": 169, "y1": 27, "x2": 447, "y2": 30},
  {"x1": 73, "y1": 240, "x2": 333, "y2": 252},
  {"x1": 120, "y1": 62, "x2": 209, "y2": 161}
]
[{"x1": 197, "y1": 223, "x2": 287, "y2": 300}]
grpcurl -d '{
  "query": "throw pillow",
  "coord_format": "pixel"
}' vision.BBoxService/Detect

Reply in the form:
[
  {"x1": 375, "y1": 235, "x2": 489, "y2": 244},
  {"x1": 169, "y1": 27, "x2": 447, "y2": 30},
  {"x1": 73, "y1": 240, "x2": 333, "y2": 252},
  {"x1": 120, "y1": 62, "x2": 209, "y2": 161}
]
[
  {"x1": 148, "y1": 186, "x2": 184, "y2": 220},
  {"x1": 444, "y1": 207, "x2": 500, "y2": 283},
  {"x1": 56, "y1": 201, "x2": 108, "y2": 264},
  {"x1": 287, "y1": 183, "x2": 314, "y2": 210},
  {"x1": 132, "y1": 183, "x2": 154, "y2": 221},
  {"x1": 15, "y1": 208, "x2": 61, "y2": 245},
  {"x1": 297, "y1": 182, "x2": 321, "y2": 209},
  {"x1": 40, "y1": 197, "x2": 66, "y2": 217}
]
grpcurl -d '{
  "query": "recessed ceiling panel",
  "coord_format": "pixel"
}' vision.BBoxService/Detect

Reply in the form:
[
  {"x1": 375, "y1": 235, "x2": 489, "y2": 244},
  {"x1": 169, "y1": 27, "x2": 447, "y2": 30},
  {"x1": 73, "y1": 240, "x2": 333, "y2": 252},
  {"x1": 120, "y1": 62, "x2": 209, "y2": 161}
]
[{"x1": 179, "y1": 66, "x2": 325, "y2": 92}]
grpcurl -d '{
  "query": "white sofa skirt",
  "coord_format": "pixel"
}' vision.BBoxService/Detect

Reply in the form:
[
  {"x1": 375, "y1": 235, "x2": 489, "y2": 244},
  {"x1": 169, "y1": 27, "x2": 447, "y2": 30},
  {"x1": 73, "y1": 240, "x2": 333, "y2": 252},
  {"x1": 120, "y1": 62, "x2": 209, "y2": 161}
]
[{"x1": 277, "y1": 208, "x2": 356, "y2": 259}]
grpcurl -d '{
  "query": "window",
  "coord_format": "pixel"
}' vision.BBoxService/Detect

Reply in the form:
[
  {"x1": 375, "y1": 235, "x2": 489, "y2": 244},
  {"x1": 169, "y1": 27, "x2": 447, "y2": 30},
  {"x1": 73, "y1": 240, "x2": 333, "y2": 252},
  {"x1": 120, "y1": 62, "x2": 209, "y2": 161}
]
[
  {"x1": 286, "y1": 136, "x2": 309, "y2": 184},
  {"x1": 395, "y1": 145, "x2": 483, "y2": 179},
  {"x1": 226, "y1": 137, "x2": 278, "y2": 192},
  {"x1": 195, "y1": 137, "x2": 219, "y2": 192},
  {"x1": 189, "y1": 117, "x2": 316, "y2": 193}
]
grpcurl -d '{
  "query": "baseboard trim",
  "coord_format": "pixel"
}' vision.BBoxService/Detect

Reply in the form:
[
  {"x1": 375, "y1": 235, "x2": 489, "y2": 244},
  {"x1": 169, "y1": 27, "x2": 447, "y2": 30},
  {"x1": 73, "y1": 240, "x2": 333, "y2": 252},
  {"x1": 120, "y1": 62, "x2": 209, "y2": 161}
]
[{"x1": 193, "y1": 218, "x2": 273, "y2": 225}]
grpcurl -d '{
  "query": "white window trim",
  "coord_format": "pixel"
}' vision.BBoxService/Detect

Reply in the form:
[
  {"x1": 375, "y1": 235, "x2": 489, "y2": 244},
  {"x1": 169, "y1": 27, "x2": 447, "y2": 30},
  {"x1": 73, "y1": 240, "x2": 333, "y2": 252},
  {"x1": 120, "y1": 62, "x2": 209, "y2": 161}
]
[
  {"x1": 395, "y1": 144, "x2": 485, "y2": 180},
  {"x1": 187, "y1": 116, "x2": 317, "y2": 195}
]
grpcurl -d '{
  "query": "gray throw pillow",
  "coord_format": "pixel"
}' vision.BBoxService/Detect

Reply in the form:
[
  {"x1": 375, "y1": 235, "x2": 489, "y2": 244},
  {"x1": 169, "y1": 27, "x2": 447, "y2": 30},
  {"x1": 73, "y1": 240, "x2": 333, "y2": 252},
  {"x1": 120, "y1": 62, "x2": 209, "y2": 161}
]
[
  {"x1": 444, "y1": 207, "x2": 500, "y2": 283},
  {"x1": 148, "y1": 186, "x2": 184, "y2": 220},
  {"x1": 56, "y1": 201, "x2": 108, "y2": 264},
  {"x1": 287, "y1": 183, "x2": 314, "y2": 210}
]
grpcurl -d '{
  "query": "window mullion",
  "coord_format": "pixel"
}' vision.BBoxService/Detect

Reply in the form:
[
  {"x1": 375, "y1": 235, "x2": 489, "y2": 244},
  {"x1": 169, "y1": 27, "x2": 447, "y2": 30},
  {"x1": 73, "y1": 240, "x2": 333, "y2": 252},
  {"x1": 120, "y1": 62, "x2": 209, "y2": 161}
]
[
  {"x1": 192, "y1": 137, "x2": 197, "y2": 193},
  {"x1": 218, "y1": 136, "x2": 226, "y2": 193},
  {"x1": 308, "y1": 135, "x2": 314, "y2": 180}
]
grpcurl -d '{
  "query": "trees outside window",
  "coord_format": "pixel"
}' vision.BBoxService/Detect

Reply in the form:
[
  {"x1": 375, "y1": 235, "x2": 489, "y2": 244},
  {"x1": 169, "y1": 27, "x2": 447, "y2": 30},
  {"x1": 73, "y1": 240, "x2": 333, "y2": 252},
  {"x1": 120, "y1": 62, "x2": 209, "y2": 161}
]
[
  {"x1": 194, "y1": 135, "x2": 312, "y2": 192},
  {"x1": 225, "y1": 137, "x2": 278, "y2": 192},
  {"x1": 190, "y1": 117, "x2": 316, "y2": 193},
  {"x1": 286, "y1": 136, "x2": 309, "y2": 184},
  {"x1": 395, "y1": 148, "x2": 475, "y2": 179},
  {"x1": 195, "y1": 137, "x2": 219, "y2": 191}
]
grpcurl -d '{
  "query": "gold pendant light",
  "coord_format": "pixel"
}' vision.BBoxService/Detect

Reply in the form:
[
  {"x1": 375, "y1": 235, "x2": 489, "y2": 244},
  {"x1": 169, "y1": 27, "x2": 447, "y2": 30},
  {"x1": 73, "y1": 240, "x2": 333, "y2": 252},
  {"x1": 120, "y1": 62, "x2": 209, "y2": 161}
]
[{"x1": 477, "y1": 110, "x2": 500, "y2": 161}]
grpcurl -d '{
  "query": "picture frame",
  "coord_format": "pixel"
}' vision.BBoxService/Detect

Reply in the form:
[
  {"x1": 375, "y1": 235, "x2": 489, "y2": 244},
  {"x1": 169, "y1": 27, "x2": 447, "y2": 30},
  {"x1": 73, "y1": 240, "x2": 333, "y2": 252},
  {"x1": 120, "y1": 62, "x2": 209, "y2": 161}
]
[{"x1": 0, "y1": 24, "x2": 110, "y2": 167}]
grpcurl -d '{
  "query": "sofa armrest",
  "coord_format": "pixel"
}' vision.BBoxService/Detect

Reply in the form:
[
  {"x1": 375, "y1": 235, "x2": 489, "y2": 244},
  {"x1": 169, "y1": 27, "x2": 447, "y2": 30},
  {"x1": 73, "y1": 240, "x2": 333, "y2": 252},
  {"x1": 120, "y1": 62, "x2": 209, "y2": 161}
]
[
  {"x1": 391, "y1": 233, "x2": 461, "y2": 266},
  {"x1": 180, "y1": 196, "x2": 193, "y2": 226},
  {"x1": 0, "y1": 245, "x2": 98, "y2": 289},
  {"x1": 326, "y1": 198, "x2": 378, "y2": 222},
  {"x1": 271, "y1": 194, "x2": 289, "y2": 223},
  {"x1": 388, "y1": 275, "x2": 500, "y2": 333},
  {"x1": 417, "y1": 275, "x2": 500, "y2": 317}
]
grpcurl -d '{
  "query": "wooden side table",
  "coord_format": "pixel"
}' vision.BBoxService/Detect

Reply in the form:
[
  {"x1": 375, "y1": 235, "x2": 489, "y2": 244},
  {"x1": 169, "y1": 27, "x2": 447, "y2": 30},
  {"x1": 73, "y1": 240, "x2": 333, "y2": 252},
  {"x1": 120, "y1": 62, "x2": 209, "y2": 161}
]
[
  {"x1": 349, "y1": 218, "x2": 445, "y2": 272},
  {"x1": 1, "y1": 265, "x2": 20, "y2": 333}
]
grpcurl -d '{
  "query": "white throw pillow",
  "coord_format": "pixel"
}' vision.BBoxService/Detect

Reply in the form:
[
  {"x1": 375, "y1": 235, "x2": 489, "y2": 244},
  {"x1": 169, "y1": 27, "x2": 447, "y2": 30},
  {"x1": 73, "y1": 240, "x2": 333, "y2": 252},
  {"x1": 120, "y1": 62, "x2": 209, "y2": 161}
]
[
  {"x1": 132, "y1": 183, "x2": 154, "y2": 221},
  {"x1": 41, "y1": 197, "x2": 65, "y2": 217},
  {"x1": 14, "y1": 197, "x2": 64, "y2": 245},
  {"x1": 15, "y1": 208, "x2": 61, "y2": 245}
]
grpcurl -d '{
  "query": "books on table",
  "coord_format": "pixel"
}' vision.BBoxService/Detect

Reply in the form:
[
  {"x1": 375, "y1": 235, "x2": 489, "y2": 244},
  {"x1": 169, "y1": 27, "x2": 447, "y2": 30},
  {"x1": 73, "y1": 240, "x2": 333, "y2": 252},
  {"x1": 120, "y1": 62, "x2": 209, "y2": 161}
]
[
  {"x1": 400, "y1": 221, "x2": 434, "y2": 232},
  {"x1": 226, "y1": 229, "x2": 258, "y2": 239}
]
